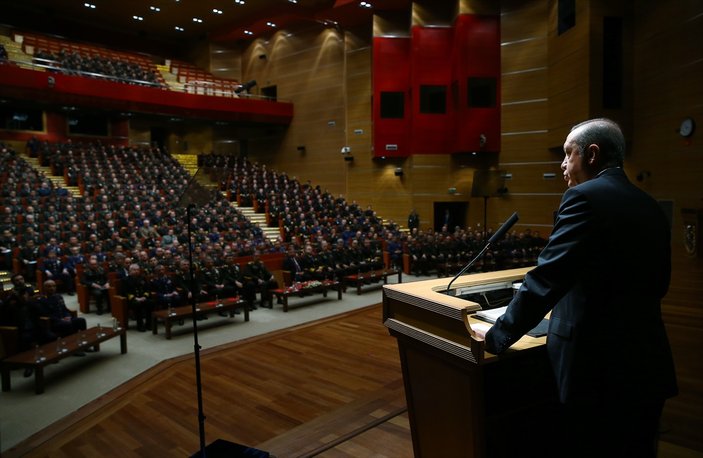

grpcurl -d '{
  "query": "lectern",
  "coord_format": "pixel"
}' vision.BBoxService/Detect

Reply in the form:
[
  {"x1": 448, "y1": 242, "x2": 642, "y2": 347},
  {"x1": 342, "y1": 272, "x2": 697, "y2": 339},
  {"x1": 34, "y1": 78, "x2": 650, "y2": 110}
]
[{"x1": 383, "y1": 268, "x2": 559, "y2": 458}]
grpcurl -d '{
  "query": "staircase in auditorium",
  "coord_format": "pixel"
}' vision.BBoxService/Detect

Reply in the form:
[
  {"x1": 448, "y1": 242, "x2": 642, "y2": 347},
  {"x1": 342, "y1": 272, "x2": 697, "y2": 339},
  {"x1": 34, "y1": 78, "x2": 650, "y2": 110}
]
[
  {"x1": 20, "y1": 151, "x2": 81, "y2": 198},
  {"x1": 170, "y1": 154, "x2": 280, "y2": 243}
]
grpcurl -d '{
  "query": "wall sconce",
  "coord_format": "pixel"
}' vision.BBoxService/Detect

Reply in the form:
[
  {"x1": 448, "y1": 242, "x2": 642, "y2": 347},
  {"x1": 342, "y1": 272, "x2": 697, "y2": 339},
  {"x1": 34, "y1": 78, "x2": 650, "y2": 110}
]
[{"x1": 394, "y1": 167, "x2": 403, "y2": 177}]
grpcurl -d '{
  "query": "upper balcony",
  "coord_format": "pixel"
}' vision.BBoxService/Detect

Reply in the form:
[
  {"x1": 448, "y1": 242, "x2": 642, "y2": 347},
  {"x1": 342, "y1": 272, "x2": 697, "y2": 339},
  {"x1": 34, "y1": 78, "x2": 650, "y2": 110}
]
[{"x1": 0, "y1": 32, "x2": 293, "y2": 125}]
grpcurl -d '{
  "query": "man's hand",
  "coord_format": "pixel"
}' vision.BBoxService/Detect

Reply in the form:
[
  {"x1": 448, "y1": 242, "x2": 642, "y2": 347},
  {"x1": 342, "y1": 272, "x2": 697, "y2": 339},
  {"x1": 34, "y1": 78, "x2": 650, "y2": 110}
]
[{"x1": 471, "y1": 322, "x2": 491, "y2": 341}]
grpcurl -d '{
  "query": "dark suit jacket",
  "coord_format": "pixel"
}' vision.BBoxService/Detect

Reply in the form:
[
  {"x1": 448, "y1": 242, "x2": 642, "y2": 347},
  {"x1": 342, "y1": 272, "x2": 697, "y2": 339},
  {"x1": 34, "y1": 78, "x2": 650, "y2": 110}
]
[{"x1": 485, "y1": 168, "x2": 677, "y2": 404}]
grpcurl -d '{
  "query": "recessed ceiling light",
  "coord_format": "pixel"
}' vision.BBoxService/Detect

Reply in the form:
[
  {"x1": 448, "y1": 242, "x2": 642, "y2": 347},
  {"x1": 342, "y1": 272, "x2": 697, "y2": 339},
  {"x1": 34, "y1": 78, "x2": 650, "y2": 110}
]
[
  {"x1": 192, "y1": 17, "x2": 203, "y2": 23},
  {"x1": 84, "y1": 3, "x2": 96, "y2": 8},
  {"x1": 360, "y1": 1, "x2": 373, "y2": 8},
  {"x1": 150, "y1": 6, "x2": 160, "y2": 12},
  {"x1": 244, "y1": 30, "x2": 253, "y2": 35},
  {"x1": 133, "y1": 15, "x2": 144, "y2": 21},
  {"x1": 234, "y1": 0, "x2": 245, "y2": 4},
  {"x1": 288, "y1": 0, "x2": 298, "y2": 3},
  {"x1": 266, "y1": 21, "x2": 277, "y2": 27},
  {"x1": 175, "y1": 26, "x2": 184, "y2": 32},
  {"x1": 212, "y1": 8, "x2": 223, "y2": 14}
]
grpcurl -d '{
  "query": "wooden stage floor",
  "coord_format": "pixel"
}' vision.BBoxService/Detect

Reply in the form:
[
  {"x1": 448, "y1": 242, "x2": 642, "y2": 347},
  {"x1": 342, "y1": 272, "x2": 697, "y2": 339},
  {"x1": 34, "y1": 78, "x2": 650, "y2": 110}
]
[{"x1": 5, "y1": 304, "x2": 414, "y2": 457}]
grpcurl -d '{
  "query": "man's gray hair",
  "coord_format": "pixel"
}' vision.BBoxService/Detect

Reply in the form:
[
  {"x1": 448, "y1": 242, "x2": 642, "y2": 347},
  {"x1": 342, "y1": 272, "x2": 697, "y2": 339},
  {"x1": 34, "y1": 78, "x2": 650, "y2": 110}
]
[{"x1": 570, "y1": 118, "x2": 625, "y2": 168}]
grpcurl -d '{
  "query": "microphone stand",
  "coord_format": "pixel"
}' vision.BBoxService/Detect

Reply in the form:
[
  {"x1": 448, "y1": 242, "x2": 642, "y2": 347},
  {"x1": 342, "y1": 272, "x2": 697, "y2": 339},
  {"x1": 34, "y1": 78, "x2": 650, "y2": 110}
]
[
  {"x1": 446, "y1": 212, "x2": 519, "y2": 294},
  {"x1": 187, "y1": 203, "x2": 207, "y2": 456}
]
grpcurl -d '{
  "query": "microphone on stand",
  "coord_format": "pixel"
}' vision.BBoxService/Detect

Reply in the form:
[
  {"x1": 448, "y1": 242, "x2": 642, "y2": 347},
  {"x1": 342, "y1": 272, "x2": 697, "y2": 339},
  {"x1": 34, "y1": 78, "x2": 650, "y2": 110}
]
[{"x1": 446, "y1": 212, "x2": 519, "y2": 295}]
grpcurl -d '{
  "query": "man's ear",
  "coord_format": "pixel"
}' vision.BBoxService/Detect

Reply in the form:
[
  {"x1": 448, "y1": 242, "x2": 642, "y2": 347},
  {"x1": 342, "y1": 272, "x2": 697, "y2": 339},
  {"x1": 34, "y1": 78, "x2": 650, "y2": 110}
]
[{"x1": 586, "y1": 144, "x2": 599, "y2": 165}]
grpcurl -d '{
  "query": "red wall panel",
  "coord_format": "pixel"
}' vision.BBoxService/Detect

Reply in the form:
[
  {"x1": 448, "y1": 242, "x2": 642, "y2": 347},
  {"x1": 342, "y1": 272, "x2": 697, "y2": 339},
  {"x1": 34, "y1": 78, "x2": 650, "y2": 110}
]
[
  {"x1": 410, "y1": 26, "x2": 455, "y2": 155},
  {"x1": 372, "y1": 37, "x2": 411, "y2": 158},
  {"x1": 454, "y1": 15, "x2": 501, "y2": 153}
]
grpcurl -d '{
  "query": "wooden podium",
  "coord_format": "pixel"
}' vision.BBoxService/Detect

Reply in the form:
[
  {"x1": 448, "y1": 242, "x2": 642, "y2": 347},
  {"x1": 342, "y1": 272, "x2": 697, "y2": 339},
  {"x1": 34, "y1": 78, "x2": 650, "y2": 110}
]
[{"x1": 383, "y1": 268, "x2": 559, "y2": 458}]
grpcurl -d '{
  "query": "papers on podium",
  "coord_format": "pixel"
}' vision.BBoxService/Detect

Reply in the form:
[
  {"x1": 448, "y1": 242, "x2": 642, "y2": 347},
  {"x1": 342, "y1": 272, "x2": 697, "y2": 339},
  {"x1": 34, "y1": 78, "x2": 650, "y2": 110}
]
[
  {"x1": 475, "y1": 305, "x2": 508, "y2": 323},
  {"x1": 476, "y1": 305, "x2": 550, "y2": 337}
]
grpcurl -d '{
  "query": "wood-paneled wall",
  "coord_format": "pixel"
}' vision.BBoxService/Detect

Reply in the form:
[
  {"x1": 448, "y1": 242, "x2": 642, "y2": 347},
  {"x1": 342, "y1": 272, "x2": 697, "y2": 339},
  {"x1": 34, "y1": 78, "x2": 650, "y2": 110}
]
[{"x1": 629, "y1": 1, "x2": 703, "y2": 451}]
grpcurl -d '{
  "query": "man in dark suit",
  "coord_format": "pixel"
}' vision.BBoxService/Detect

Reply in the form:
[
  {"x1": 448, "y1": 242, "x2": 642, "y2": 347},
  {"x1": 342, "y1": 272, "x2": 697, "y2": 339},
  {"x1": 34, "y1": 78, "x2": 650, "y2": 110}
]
[{"x1": 479, "y1": 118, "x2": 677, "y2": 458}]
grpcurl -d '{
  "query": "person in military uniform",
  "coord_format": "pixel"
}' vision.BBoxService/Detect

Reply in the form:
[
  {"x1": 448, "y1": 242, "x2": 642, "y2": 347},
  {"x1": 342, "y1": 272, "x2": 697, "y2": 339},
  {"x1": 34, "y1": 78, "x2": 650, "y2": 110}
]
[
  {"x1": 151, "y1": 264, "x2": 182, "y2": 310},
  {"x1": 242, "y1": 251, "x2": 278, "y2": 309},
  {"x1": 196, "y1": 257, "x2": 232, "y2": 302},
  {"x1": 172, "y1": 259, "x2": 195, "y2": 305},
  {"x1": 315, "y1": 240, "x2": 338, "y2": 281},
  {"x1": 19, "y1": 238, "x2": 40, "y2": 283},
  {"x1": 299, "y1": 245, "x2": 321, "y2": 280},
  {"x1": 42, "y1": 249, "x2": 74, "y2": 295},
  {"x1": 81, "y1": 255, "x2": 110, "y2": 315},
  {"x1": 121, "y1": 263, "x2": 153, "y2": 332},
  {"x1": 64, "y1": 246, "x2": 85, "y2": 293},
  {"x1": 222, "y1": 255, "x2": 244, "y2": 297},
  {"x1": 37, "y1": 279, "x2": 87, "y2": 338}
]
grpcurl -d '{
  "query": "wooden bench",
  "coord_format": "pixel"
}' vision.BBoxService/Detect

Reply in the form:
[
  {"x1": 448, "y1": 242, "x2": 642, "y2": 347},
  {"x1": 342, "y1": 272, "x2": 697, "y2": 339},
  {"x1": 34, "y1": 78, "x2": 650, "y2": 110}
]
[
  {"x1": 151, "y1": 297, "x2": 249, "y2": 339},
  {"x1": 0, "y1": 326, "x2": 127, "y2": 394},
  {"x1": 272, "y1": 280, "x2": 342, "y2": 312},
  {"x1": 343, "y1": 269, "x2": 402, "y2": 295}
]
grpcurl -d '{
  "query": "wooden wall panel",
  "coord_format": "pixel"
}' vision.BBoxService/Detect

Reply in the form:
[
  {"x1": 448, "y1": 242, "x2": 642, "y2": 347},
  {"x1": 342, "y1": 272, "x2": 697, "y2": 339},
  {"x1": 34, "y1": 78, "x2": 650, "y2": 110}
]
[
  {"x1": 209, "y1": 44, "x2": 242, "y2": 82},
  {"x1": 500, "y1": 1, "x2": 548, "y2": 42},
  {"x1": 628, "y1": 1, "x2": 703, "y2": 451},
  {"x1": 502, "y1": 69, "x2": 548, "y2": 102},
  {"x1": 502, "y1": 100, "x2": 549, "y2": 133},
  {"x1": 500, "y1": 38, "x2": 548, "y2": 73},
  {"x1": 497, "y1": 0, "x2": 556, "y2": 236},
  {"x1": 500, "y1": 133, "x2": 557, "y2": 163}
]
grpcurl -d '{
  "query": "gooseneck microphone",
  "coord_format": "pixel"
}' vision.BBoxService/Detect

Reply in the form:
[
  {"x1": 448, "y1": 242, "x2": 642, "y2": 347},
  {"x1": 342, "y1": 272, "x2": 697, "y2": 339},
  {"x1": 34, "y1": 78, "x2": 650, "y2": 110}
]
[{"x1": 446, "y1": 212, "x2": 519, "y2": 294}]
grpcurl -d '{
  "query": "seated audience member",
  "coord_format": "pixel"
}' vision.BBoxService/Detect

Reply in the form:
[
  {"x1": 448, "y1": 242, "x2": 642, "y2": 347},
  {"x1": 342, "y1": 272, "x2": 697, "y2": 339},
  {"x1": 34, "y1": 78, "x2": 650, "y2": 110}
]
[
  {"x1": 64, "y1": 246, "x2": 85, "y2": 290},
  {"x1": 222, "y1": 254, "x2": 244, "y2": 296},
  {"x1": 0, "y1": 275, "x2": 54, "y2": 375},
  {"x1": 0, "y1": 229, "x2": 15, "y2": 270},
  {"x1": 121, "y1": 263, "x2": 153, "y2": 332},
  {"x1": 109, "y1": 252, "x2": 130, "y2": 280},
  {"x1": 37, "y1": 279, "x2": 87, "y2": 338},
  {"x1": 42, "y1": 250, "x2": 74, "y2": 295},
  {"x1": 151, "y1": 264, "x2": 182, "y2": 310},
  {"x1": 81, "y1": 256, "x2": 110, "y2": 315},
  {"x1": 282, "y1": 246, "x2": 308, "y2": 283},
  {"x1": 172, "y1": 259, "x2": 194, "y2": 304},
  {"x1": 19, "y1": 238, "x2": 40, "y2": 283},
  {"x1": 242, "y1": 251, "x2": 277, "y2": 309}
]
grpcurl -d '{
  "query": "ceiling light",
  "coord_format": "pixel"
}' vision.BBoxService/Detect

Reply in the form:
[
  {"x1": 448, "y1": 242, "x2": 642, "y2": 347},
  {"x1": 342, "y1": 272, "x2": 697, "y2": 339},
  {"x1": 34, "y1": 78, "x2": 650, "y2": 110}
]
[
  {"x1": 150, "y1": 6, "x2": 160, "y2": 12},
  {"x1": 244, "y1": 30, "x2": 253, "y2": 35},
  {"x1": 193, "y1": 17, "x2": 203, "y2": 23},
  {"x1": 266, "y1": 21, "x2": 277, "y2": 27},
  {"x1": 360, "y1": 1, "x2": 373, "y2": 8},
  {"x1": 175, "y1": 26, "x2": 184, "y2": 32},
  {"x1": 234, "y1": 0, "x2": 245, "y2": 4},
  {"x1": 212, "y1": 8, "x2": 223, "y2": 14},
  {"x1": 84, "y1": 3, "x2": 96, "y2": 8},
  {"x1": 288, "y1": 0, "x2": 298, "y2": 3},
  {"x1": 133, "y1": 15, "x2": 144, "y2": 21}
]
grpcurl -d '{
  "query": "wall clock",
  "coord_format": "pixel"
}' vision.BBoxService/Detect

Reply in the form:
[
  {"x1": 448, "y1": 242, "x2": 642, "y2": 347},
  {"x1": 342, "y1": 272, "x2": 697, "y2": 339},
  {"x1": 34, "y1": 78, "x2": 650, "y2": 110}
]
[{"x1": 680, "y1": 117, "x2": 695, "y2": 137}]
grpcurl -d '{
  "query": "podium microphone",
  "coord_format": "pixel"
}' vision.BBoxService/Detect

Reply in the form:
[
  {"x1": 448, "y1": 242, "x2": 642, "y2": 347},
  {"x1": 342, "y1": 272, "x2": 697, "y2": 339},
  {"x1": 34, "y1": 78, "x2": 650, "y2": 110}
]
[{"x1": 446, "y1": 212, "x2": 519, "y2": 294}]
